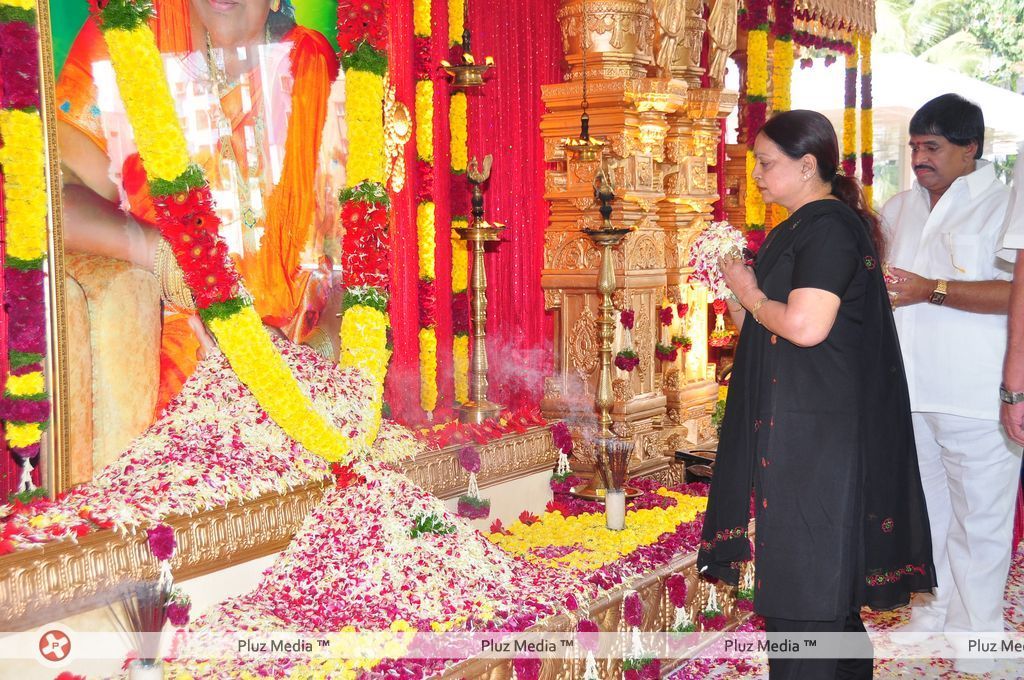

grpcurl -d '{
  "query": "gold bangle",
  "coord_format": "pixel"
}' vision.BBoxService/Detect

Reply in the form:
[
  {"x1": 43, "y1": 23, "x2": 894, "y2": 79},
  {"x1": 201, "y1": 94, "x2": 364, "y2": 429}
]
[
  {"x1": 154, "y1": 238, "x2": 196, "y2": 311},
  {"x1": 302, "y1": 326, "x2": 336, "y2": 361},
  {"x1": 750, "y1": 296, "x2": 769, "y2": 324}
]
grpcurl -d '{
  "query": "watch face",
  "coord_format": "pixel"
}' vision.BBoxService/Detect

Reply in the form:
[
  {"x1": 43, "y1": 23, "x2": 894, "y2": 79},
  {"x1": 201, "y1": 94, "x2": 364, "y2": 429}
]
[{"x1": 929, "y1": 291, "x2": 947, "y2": 305}]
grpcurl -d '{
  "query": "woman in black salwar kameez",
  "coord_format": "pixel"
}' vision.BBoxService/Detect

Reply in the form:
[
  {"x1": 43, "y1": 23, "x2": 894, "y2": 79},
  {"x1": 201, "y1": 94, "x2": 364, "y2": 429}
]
[{"x1": 697, "y1": 111, "x2": 936, "y2": 680}]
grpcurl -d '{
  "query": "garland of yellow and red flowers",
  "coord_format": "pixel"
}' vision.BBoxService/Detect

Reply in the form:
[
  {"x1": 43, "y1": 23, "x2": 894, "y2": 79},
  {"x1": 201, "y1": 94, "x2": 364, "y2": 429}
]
[
  {"x1": 413, "y1": 0, "x2": 439, "y2": 419},
  {"x1": 0, "y1": 0, "x2": 48, "y2": 491},
  {"x1": 448, "y1": 0, "x2": 471, "y2": 406},
  {"x1": 842, "y1": 39, "x2": 859, "y2": 177},
  {"x1": 336, "y1": 0, "x2": 392, "y2": 435},
  {"x1": 739, "y1": 0, "x2": 769, "y2": 235},
  {"x1": 860, "y1": 34, "x2": 873, "y2": 206}
]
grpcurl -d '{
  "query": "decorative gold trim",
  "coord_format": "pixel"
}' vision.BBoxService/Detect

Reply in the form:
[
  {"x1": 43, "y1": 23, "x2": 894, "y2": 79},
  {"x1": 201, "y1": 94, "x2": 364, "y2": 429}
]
[{"x1": 36, "y1": 0, "x2": 71, "y2": 494}]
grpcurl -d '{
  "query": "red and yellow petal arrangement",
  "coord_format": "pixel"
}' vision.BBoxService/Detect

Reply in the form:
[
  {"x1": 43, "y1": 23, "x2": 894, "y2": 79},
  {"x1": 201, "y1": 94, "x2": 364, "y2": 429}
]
[
  {"x1": 0, "y1": 0, "x2": 49, "y2": 489},
  {"x1": 842, "y1": 39, "x2": 859, "y2": 177},
  {"x1": 414, "y1": 0, "x2": 439, "y2": 418},
  {"x1": 859, "y1": 34, "x2": 873, "y2": 206},
  {"x1": 741, "y1": 0, "x2": 769, "y2": 234},
  {"x1": 449, "y1": 0, "x2": 471, "y2": 405},
  {"x1": 336, "y1": 0, "x2": 392, "y2": 448}
]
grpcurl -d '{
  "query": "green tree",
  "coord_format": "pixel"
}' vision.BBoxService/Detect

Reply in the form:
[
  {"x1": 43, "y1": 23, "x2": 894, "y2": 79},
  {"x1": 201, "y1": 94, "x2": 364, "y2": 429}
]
[{"x1": 875, "y1": 0, "x2": 1023, "y2": 90}]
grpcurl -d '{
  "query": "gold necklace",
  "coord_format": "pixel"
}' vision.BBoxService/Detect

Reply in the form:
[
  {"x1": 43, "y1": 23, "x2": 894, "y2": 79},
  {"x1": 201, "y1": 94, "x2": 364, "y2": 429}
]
[{"x1": 204, "y1": 33, "x2": 264, "y2": 234}]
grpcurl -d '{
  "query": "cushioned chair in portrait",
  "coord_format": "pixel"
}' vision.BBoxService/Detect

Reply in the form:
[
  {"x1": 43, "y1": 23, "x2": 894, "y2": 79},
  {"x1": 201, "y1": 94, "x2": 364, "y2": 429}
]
[{"x1": 64, "y1": 252, "x2": 160, "y2": 485}]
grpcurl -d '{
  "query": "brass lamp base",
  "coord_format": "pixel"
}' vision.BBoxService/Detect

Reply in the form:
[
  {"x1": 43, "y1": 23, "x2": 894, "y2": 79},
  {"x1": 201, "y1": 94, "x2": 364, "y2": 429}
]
[{"x1": 457, "y1": 399, "x2": 504, "y2": 425}]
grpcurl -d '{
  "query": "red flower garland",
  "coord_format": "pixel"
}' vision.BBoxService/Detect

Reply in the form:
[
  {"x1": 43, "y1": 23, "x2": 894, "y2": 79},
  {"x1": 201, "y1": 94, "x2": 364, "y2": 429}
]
[{"x1": 336, "y1": 0, "x2": 387, "y2": 53}]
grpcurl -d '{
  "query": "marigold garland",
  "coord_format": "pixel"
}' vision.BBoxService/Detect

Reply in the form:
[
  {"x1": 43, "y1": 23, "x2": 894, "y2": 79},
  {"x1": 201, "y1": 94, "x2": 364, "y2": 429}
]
[
  {"x1": 415, "y1": 80, "x2": 435, "y2": 164},
  {"x1": 449, "y1": 92, "x2": 468, "y2": 173},
  {"x1": 859, "y1": 34, "x2": 873, "y2": 206},
  {"x1": 345, "y1": 67, "x2": 387, "y2": 186},
  {"x1": 419, "y1": 328, "x2": 439, "y2": 413},
  {"x1": 0, "y1": 2, "x2": 48, "y2": 490},
  {"x1": 411, "y1": 1, "x2": 440, "y2": 418},
  {"x1": 336, "y1": 4, "x2": 392, "y2": 445},
  {"x1": 842, "y1": 42, "x2": 859, "y2": 178},
  {"x1": 448, "y1": 1, "x2": 471, "y2": 406},
  {"x1": 744, "y1": 5, "x2": 769, "y2": 234}
]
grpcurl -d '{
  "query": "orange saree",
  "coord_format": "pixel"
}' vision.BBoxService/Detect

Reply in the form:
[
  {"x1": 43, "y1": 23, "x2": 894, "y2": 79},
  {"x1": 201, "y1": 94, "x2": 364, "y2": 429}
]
[{"x1": 57, "y1": 1, "x2": 339, "y2": 414}]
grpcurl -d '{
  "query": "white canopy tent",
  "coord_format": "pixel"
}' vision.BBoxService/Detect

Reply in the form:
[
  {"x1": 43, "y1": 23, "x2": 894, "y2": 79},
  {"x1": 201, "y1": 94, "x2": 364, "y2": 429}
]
[{"x1": 790, "y1": 52, "x2": 1024, "y2": 203}]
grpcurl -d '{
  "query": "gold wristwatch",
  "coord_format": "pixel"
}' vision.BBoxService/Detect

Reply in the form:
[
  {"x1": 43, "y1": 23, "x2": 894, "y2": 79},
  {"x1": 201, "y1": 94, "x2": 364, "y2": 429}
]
[{"x1": 928, "y1": 279, "x2": 948, "y2": 306}]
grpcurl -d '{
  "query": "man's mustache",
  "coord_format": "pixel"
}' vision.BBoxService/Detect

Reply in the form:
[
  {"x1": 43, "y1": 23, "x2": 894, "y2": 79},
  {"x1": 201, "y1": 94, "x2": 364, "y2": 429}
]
[{"x1": 913, "y1": 164, "x2": 936, "y2": 172}]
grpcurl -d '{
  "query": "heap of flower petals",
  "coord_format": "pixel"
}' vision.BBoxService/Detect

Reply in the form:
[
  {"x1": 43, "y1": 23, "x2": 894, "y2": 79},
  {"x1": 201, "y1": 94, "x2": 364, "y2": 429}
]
[{"x1": 0, "y1": 341, "x2": 420, "y2": 551}]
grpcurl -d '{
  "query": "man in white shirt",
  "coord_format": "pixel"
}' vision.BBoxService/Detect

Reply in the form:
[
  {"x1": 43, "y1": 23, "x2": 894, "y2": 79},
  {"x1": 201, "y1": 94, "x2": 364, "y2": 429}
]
[
  {"x1": 883, "y1": 95, "x2": 1018, "y2": 668},
  {"x1": 999, "y1": 146, "x2": 1024, "y2": 444}
]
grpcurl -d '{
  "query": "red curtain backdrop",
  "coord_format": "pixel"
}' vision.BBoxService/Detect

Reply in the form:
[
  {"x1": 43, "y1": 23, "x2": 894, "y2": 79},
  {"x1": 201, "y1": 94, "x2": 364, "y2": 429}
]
[
  {"x1": 465, "y1": 0, "x2": 561, "y2": 410},
  {"x1": 386, "y1": 0, "x2": 562, "y2": 421}
]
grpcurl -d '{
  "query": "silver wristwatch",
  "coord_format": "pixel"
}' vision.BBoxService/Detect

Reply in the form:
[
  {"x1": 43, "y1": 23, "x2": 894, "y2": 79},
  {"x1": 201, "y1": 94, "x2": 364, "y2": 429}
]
[{"x1": 1000, "y1": 384, "x2": 1024, "y2": 405}]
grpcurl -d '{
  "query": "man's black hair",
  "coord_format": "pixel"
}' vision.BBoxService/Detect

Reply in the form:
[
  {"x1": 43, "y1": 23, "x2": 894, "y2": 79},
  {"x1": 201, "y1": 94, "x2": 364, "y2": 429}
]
[{"x1": 909, "y1": 93, "x2": 985, "y2": 159}]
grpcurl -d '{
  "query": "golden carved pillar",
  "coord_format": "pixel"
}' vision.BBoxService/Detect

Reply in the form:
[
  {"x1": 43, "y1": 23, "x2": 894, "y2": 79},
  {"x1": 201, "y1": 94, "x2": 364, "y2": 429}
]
[{"x1": 541, "y1": 0, "x2": 735, "y2": 469}]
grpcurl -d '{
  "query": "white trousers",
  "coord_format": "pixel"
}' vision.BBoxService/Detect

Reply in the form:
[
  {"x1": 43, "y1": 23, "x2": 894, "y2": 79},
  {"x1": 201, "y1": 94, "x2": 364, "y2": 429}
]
[{"x1": 909, "y1": 412, "x2": 1022, "y2": 633}]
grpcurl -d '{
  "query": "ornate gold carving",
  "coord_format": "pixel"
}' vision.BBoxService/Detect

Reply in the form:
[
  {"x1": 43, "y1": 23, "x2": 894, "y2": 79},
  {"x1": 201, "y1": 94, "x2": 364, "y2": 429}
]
[
  {"x1": 635, "y1": 306, "x2": 652, "y2": 384},
  {"x1": 611, "y1": 289, "x2": 627, "y2": 310},
  {"x1": 570, "y1": 159, "x2": 600, "y2": 186},
  {"x1": 544, "y1": 289, "x2": 563, "y2": 310},
  {"x1": 546, "y1": 231, "x2": 600, "y2": 270},
  {"x1": 612, "y1": 378, "x2": 634, "y2": 403},
  {"x1": 625, "y1": 232, "x2": 664, "y2": 270},
  {"x1": 571, "y1": 196, "x2": 596, "y2": 212},
  {"x1": 663, "y1": 369, "x2": 681, "y2": 391},
  {"x1": 633, "y1": 155, "x2": 654, "y2": 190},
  {"x1": 383, "y1": 76, "x2": 413, "y2": 193},
  {"x1": 569, "y1": 305, "x2": 600, "y2": 380},
  {"x1": 612, "y1": 419, "x2": 635, "y2": 438},
  {"x1": 666, "y1": 407, "x2": 683, "y2": 425}
]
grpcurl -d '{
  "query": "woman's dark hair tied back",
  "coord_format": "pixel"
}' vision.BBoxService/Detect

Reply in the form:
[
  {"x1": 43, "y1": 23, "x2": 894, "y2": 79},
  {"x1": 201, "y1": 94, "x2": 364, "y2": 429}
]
[{"x1": 759, "y1": 109, "x2": 885, "y2": 259}]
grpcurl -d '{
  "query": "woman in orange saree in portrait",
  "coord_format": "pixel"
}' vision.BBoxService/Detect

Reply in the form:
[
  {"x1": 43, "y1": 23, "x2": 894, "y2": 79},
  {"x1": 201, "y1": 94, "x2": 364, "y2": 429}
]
[{"x1": 57, "y1": 0, "x2": 344, "y2": 415}]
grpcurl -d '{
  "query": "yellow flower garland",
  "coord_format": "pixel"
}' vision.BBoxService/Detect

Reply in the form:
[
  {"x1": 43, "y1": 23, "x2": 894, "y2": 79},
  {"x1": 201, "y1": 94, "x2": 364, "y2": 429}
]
[
  {"x1": 745, "y1": 28, "x2": 768, "y2": 230},
  {"x1": 771, "y1": 39, "x2": 794, "y2": 113},
  {"x1": 413, "y1": 0, "x2": 432, "y2": 37},
  {"x1": 747, "y1": 30, "x2": 769, "y2": 100},
  {"x1": 0, "y1": 111, "x2": 48, "y2": 264},
  {"x1": 104, "y1": 28, "x2": 192, "y2": 184},
  {"x1": 99, "y1": 20, "x2": 358, "y2": 461},
  {"x1": 842, "y1": 43, "x2": 859, "y2": 167},
  {"x1": 453, "y1": 334, "x2": 469, "y2": 404},
  {"x1": 490, "y1": 490, "x2": 707, "y2": 571},
  {"x1": 745, "y1": 151, "x2": 766, "y2": 227},
  {"x1": 1, "y1": 0, "x2": 33, "y2": 8},
  {"x1": 415, "y1": 79, "x2": 435, "y2": 163},
  {"x1": 419, "y1": 327, "x2": 438, "y2": 412},
  {"x1": 346, "y1": 70, "x2": 387, "y2": 186},
  {"x1": 5, "y1": 371, "x2": 45, "y2": 397},
  {"x1": 340, "y1": 305, "x2": 391, "y2": 389},
  {"x1": 448, "y1": 0, "x2": 465, "y2": 45},
  {"x1": 207, "y1": 306, "x2": 349, "y2": 456},
  {"x1": 450, "y1": 223, "x2": 469, "y2": 292},
  {"x1": 5, "y1": 422, "x2": 43, "y2": 449},
  {"x1": 859, "y1": 34, "x2": 873, "y2": 207},
  {"x1": 449, "y1": 92, "x2": 468, "y2": 173},
  {"x1": 417, "y1": 202, "x2": 437, "y2": 280}
]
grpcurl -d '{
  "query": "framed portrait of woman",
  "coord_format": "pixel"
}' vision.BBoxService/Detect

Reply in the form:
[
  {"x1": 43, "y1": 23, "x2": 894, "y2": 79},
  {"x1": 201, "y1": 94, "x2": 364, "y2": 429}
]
[{"x1": 48, "y1": 0, "x2": 348, "y2": 490}]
